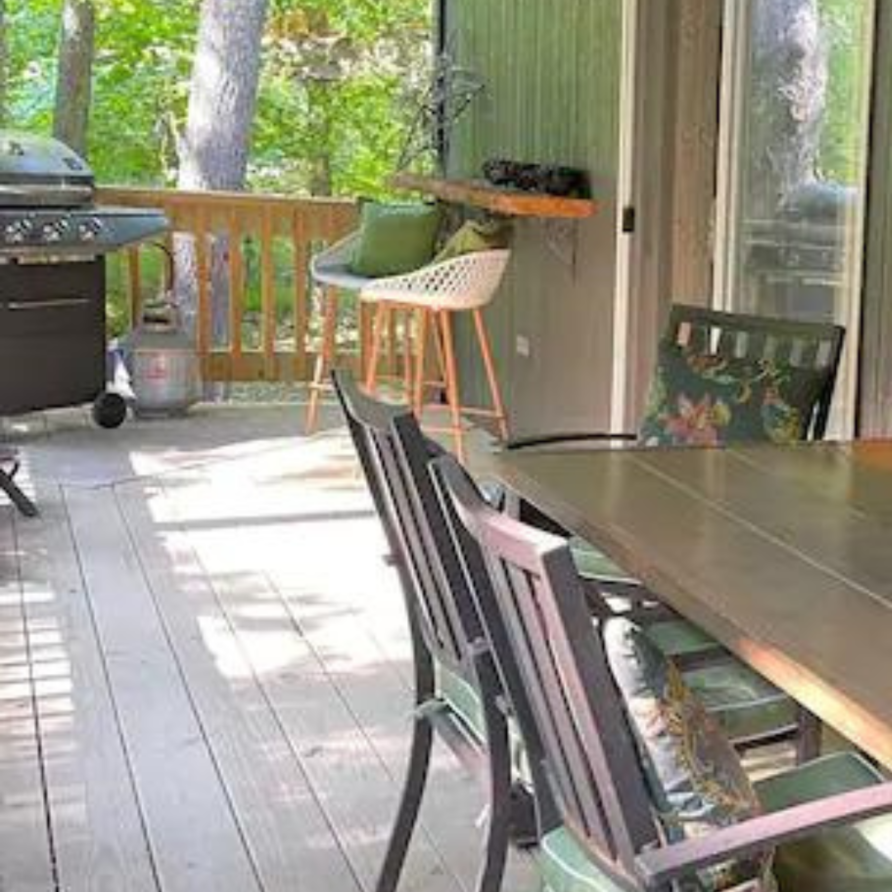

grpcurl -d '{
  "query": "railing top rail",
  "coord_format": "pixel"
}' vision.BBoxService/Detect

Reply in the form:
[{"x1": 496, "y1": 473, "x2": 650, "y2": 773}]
[{"x1": 96, "y1": 185, "x2": 357, "y2": 210}]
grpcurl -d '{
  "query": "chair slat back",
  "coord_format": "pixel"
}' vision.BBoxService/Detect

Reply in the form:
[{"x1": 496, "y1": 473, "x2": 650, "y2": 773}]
[
  {"x1": 667, "y1": 304, "x2": 846, "y2": 440},
  {"x1": 332, "y1": 369, "x2": 404, "y2": 559},
  {"x1": 332, "y1": 370, "x2": 476, "y2": 671},
  {"x1": 432, "y1": 455, "x2": 659, "y2": 885}
]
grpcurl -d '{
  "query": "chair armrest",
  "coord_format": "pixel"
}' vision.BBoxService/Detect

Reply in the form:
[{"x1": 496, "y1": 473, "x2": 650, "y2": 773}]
[
  {"x1": 505, "y1": 431, "x2": 637, "y2": 451},
  {"x1": 635, "y1": 781, "x2": 892, "y2": 888}
]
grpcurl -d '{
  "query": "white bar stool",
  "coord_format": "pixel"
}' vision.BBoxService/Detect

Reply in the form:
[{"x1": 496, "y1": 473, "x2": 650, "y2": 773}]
[{"x1": 360, "y1": 249, "x2": 511, "y2": 460}]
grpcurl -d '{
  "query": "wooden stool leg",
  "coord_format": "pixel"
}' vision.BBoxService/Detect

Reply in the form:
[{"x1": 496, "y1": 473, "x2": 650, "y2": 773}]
[
  {"x1": 438, "y1": 310, "x2": 465, "y2": 462},
  {"x1": 431, "y1": 309, "x2": 447, "y2": 390},
  {"x1": 306, "y1": 286, "x2": 338, "y2": 433},
  {"x1": 386, "y1": 307, "x2": 398, "y2": 380},
  {"x1": 365, "y1": 302, "x2": 388, "y2": 394},
  {"x1": 473, "y1": 308, "x2": 509, "y2": 440},
  {"x1": 359, "y1": 301, "x2": 374, "y2": 377},
  {"x1": 414, "y1": 309, "x2": 429, "y2": 417},
  {"x1": 402, "y1": 309, "x2": 414, "y2": 400}
]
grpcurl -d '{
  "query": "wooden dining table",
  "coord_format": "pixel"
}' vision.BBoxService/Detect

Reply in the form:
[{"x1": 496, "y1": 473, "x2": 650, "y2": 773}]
[{"x1": 491, "y1": 439, "x2": 892, "y2": 768}]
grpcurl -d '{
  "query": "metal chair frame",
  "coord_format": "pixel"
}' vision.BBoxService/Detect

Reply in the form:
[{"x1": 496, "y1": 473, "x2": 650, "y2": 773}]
[
  {"x1": 433, "y1": 453, "x2": 892, "y2": 892},
  {"x1": 332, "y1": 369, "x2": 528, "y2": 892}
]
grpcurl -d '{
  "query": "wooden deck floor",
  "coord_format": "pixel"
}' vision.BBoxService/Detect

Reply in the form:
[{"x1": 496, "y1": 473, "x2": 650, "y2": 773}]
[{"x1": 0, "y1": 402, "x2": 538, "y2": 892}]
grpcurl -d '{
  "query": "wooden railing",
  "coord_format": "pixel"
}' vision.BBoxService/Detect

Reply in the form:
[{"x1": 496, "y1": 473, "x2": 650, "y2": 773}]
[{"x1": 97, "y1": 187, "x2": 358, "y2": 383}]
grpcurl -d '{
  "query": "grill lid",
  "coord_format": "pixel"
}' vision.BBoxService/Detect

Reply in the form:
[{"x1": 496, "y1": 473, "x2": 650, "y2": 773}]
[
  {"x1": 0, "y1": 131, "x2": 168, "y2": 257},
  {"x1": 0, "y1": 131, "x2": 94, "y2": 207}
]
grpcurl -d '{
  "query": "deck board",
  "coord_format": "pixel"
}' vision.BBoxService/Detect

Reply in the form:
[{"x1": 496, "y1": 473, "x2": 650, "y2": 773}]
[
  {"x1": 15, "y1": 485, "x2": 158, "y2": 892},
  {"x1": 115, "y1": 476, "x2": 363, "y2": 892},
  {"x1": 155, "y1": 462, "x2": 464, "y2": 892},
  {"x1": 65, "y1": 486, "x2": 264, "y2": 892},
  {"x1": 0, "y1": 505, "x2": 56, "y2": 892},
  {"x1": 0, "y1": 404, "x2": 539, "y2": 892}
]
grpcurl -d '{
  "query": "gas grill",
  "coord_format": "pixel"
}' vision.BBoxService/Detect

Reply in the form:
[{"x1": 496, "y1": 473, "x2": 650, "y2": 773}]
[{"x1": 0, "y1": 131, "x2": 168, "y2": 516}]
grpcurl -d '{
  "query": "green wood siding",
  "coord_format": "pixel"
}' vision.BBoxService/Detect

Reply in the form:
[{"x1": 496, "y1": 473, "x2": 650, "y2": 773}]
[{"x1": 448, "y1": 0, "x2": 623, "y2": 436}]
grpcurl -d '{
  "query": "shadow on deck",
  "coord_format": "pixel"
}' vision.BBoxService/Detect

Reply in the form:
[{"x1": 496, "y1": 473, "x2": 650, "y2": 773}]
[{"x1": 0, "y1": 400, "x2": 537, "y2": 892}]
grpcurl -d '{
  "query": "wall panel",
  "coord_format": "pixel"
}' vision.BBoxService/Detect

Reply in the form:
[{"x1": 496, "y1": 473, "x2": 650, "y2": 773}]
[{"x1": 447, "y1": 0, "x2": 623, "y2": 437}]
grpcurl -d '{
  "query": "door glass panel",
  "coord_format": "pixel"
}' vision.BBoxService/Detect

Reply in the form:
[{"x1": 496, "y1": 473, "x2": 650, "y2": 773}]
[{"x1": 718, "y1": 0, "x2": 875, "y2": 431}]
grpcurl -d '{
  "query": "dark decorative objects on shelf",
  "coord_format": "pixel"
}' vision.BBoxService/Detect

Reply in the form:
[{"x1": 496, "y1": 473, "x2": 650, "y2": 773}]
[
  {"x1": 481, "y1": 159, "x2": 591, "y2": 199},
  {"x1": 398, "y1": 34, "x2": 485, "y2": 174}
]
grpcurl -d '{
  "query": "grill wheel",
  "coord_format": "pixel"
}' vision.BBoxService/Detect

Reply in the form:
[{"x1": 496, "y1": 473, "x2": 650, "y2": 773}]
[{"x1": 92, "y1": 392, "x2": 127, "y2": 429}]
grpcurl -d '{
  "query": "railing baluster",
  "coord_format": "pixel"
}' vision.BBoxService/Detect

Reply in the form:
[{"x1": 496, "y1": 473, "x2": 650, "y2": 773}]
[
  {"x1": 228, "y1": 209, "x2": 244, "y2": 376},
  {"x1": 260, "y1": 206, "x2": 276, "y2": 380},
  {"x1": 292, "y1": 206, "x2": 309, "y2": 381},
  {"x1": 195, "y1": 206, "x2": 211, "y2": 376}
]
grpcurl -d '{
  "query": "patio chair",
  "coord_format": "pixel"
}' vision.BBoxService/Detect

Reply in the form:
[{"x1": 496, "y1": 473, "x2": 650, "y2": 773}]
[
  {"x1": 434, "y1": 452, "x2": 892, "y2": 892},
  {"x1": 505, "y1": 303, "x2": 846, "y2": 755},
  {"x1": 331, "y1": 368, "x2": 528, "y2": 892}
]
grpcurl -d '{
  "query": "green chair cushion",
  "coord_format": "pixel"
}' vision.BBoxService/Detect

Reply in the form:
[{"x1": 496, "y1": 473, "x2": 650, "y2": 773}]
[
  {"x1": 433, "y1": 219, "x2": 512, "y2": 263},
  {"x1": 435, "y1": 661, "x2": 484, "y2": 743},
  {"x1": 537, "y1": 827, "x2": 628, "y2": 892},
  {"x1": 756, "y1": 753, "x2": 892, "y2": 892},
  {"x1": 435, "y1": 663, "x2": 530, "y2": 785},
  {"x1": 349, "y1": 201, "x2": 442, "y2": 277},
  {"x1": 603, "y1": 617, "x2": 771, "y2": 891},
  {"x1": 683, "y1": 661, "x2": 799, "y2": 743},
  {"x1": 569, "y1": 535, "x2": 635, "y2": 583},
  {"x1": 638, "y1": 340, "x2": 826, "y2": 447},
  {"x1": 646, "y1": 619, "x2": 722, "y2": 659}
]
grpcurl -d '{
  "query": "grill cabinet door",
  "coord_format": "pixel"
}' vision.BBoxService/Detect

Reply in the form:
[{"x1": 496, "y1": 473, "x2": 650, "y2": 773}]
[{"x1": 0, "y1": 259, "x2": 106, "y2": 415}]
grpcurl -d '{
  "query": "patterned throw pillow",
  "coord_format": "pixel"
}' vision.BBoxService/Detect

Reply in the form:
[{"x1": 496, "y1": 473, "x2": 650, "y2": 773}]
[
  {"x1": 638, "y1": 341, "x2": 826, "y2": 447},
  {"x1": 603, "y1": 618, "x2": 775, "y2": 892}
]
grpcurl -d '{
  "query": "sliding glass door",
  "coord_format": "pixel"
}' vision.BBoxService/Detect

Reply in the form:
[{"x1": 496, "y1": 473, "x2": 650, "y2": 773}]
[{"x1": 715, "y1": 0, "x2": 876, "y2": 433}]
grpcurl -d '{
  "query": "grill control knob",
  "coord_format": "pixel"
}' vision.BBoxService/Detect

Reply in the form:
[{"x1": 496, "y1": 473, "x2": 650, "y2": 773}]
[
  {"x1": 4, "y1": 219, "x2": 33, "y2": 244},
  {"x1": 41, "y1": 220, "x2": 69, "y2": 243},
  {"x1": 77, "y1": 218, "x2": 104, "y2": 242}
]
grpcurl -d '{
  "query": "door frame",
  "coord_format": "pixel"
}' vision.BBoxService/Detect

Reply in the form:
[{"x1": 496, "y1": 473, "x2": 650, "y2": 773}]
[
  {"x1": 859, "y1": 0, "x2": 892, "y2": 436},
  {"x1": 611, "y1": 0, "x2": 680, "y2": 431}
]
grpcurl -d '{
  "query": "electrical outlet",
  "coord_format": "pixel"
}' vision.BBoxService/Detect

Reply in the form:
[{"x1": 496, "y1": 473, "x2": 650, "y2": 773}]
[{"x1": 515, "y1": 334, "x2": 531, "y2": 358}]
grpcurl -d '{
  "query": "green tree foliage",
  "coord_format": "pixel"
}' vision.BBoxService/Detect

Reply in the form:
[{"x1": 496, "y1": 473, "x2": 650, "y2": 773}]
[
  {"x1": 816, "y1": 0, "x2": 871, "y2": 185},
  {"x1": 6, "y1": 0, "x2": 430, "y2": 194},
  {"x1": 256, "y1": 0, "x2": 429, "y2": 196}
]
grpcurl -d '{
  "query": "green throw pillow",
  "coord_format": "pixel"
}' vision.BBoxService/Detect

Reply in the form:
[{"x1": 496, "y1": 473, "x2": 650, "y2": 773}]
[
  {"x1": 603, "y1": 618, "x2": 774, "y2": 892},
  {"x1": 638, "y1": 341, "x2": 826, "y2": 447},
  {"x1": 349, "y1": 201, "x2": 442, "y2": 278},
  {"x1": 433, "y1": 219, "x2": 512, "y2": 263}
]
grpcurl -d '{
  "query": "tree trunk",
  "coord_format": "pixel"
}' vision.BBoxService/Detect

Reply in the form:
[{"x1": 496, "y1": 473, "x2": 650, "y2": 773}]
[
  {"x1": 178, "y1": 0, "x2": 269, "y2": 191},
  {"x1": 53, "y1": 0, "x2": 95, "y2": 156},
  {"x1": 750, "y1": 0, "x2": 827, "y2": 215},
  {"x1": 176, "y1": 0, "x2": 269, "y2": 396}
]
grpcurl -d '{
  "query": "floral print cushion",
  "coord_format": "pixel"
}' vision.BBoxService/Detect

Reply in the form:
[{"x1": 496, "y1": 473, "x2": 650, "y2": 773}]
[
  {"x1": 638, "y1": 341, "x2": 826, "y2": 447},
  {"x1": 603, "y1": 618, "x2": 776, "y2": 892}
]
